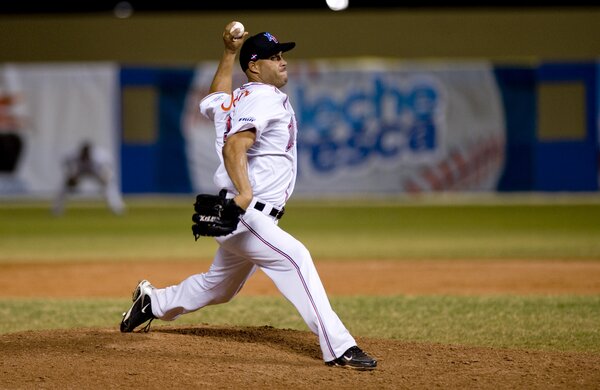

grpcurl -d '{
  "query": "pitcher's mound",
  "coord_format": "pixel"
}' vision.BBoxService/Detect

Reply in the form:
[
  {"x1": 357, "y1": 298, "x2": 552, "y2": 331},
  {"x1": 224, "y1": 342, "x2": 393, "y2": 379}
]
[{"x1": 1, "y1": 325, "x2": 599, "y2": 389}]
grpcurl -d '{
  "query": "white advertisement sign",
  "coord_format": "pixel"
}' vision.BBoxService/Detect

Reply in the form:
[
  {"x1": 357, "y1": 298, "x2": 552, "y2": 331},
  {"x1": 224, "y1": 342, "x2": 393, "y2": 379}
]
[
  {"x1": 0, "y1": 63, "x2": 119, "y2": 196},
  {"x1": 184, "y1": 60, "x2": 506, "y2": 196}
]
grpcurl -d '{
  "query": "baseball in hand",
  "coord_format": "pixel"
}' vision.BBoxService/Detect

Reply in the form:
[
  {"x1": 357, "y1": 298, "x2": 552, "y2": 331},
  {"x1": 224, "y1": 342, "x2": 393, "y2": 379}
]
[{"x1": 229, "y1": 22, "x2": 245, "y2": 39}]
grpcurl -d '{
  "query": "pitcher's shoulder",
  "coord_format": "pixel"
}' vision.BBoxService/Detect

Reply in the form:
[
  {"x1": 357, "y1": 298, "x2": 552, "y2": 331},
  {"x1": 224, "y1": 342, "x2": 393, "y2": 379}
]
[
  {"x1": 237, "y1": 83, "x2": 287, "y2": 103},
  {"x1": 241, "y1": 82, "x2": 284, "y2": 95}
]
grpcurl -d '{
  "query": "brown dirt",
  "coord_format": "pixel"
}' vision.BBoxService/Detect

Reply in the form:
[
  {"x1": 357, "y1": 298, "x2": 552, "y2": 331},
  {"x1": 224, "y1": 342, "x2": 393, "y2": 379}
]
[
  {"x1": 2, "y1": 260, "x2": 600, "y2": 298},
  {"x1": 1, "y1": 260, "x2": 599, "y2": 389}
]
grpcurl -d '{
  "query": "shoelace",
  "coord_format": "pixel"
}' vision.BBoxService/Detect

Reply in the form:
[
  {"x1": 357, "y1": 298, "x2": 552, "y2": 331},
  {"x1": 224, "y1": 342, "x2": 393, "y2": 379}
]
[{"x1": 139, "y1": 318, "x2": 154, "y2": 333}]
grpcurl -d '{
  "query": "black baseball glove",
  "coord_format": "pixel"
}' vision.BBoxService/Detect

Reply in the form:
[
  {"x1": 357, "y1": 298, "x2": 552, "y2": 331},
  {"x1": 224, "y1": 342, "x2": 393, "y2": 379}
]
[{"x1": 192, "y1": 189, "x2": 245, "y2": 240}]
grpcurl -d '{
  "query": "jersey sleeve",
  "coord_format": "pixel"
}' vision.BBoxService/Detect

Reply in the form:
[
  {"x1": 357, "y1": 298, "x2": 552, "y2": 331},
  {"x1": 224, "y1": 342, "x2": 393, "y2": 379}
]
[
  {"x1": 228, "y1": 87, "x2": 281, "y2": 142},
  {"x1": 199, "y1": 92, "x2": 231, "y2": 121}
]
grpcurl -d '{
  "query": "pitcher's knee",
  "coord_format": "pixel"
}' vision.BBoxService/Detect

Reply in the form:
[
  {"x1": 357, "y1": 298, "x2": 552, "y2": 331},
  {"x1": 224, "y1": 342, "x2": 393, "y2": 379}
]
[{"x1": 287, "y1": 243, "x2": 313, "y2": 265}]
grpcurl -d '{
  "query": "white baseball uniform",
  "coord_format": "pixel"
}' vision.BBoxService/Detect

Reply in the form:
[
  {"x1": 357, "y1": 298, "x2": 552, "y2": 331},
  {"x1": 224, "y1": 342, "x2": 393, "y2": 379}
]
[
  {"x1": 150, "y1": 82, "x2": 357, "y2": 362},
  {"x1": 53, "y1": 144, "x2": 125, "y2": 216}
]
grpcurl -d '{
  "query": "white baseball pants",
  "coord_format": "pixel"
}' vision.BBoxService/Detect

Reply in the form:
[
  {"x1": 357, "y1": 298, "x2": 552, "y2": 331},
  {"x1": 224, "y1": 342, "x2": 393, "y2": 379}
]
[{"x1": 150, "y1": 205, "x2": 356, "y2": 362}]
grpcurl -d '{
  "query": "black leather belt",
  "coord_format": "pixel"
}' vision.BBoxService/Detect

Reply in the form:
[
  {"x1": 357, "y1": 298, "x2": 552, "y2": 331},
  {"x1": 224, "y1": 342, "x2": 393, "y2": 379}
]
[{"x1": 254, "y1": 201, "x2": 285, "y2": 220}]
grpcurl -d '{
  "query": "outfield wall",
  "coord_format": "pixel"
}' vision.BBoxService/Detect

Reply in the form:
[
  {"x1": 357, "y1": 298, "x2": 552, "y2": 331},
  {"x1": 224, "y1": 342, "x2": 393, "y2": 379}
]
[
  {"x1": 0, "y1": 60, "x2": 598, "y2": 196},
  {"x1": 1, "y1": 9, "x2": 599, "y2": 63}
]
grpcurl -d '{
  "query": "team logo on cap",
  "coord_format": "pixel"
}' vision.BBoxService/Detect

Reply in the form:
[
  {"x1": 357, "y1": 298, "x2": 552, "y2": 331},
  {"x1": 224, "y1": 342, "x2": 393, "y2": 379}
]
[{"x1": 263, "y1": 32, "x2": 278, "y2": 43}]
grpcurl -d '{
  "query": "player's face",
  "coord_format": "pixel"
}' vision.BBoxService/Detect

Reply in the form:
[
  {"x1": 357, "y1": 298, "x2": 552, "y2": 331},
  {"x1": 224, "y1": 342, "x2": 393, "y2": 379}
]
[{"x1": 254, "y1": 52, "x2": 288, "y2": 88}]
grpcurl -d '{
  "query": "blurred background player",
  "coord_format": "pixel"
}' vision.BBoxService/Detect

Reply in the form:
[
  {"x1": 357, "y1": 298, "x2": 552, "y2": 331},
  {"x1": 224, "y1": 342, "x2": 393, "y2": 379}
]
[{"x1": 52, "y1": 141, "x2": 125, "y2": 216}]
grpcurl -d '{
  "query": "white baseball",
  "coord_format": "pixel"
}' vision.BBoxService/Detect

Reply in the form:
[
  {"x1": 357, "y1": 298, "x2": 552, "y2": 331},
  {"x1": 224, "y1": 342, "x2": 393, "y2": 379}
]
[{"x1": 229, "y1": 22, "x2": 245, "y2": 39}]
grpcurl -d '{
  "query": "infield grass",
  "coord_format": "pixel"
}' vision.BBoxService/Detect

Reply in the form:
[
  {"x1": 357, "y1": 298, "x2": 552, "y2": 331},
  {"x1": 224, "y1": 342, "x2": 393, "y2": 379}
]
[{"x1": 1, "y1": 195, "x2": 600, "y2": 261}]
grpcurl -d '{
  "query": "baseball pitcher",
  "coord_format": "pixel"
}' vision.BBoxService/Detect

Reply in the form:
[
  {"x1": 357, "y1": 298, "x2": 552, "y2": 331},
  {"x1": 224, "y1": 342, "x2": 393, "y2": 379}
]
[{"x1": 120, "y1": 21, "x2": 377, "y2": 370}]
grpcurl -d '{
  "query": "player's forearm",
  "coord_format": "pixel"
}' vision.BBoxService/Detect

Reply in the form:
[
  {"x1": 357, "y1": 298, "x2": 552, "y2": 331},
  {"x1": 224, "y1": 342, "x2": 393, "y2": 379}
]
[
  {"x1": 223, "y1": 132, "x2": 255, "y2": 210},
  {"x1": 209, "y1": 49, "x2": 237, "y2": 94}
]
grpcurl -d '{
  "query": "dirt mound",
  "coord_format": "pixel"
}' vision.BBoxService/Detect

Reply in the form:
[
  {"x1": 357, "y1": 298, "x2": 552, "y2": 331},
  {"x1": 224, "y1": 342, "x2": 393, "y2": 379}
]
[{"x1": 1, "y1": 326, "x2": 599, "y2": 389}]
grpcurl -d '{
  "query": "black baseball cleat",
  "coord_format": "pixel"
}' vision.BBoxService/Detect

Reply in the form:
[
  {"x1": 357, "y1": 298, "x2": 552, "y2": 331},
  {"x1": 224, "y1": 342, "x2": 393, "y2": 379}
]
[
  {"x1": 120, "y1": 280, "x2": 156, "y2": 333},
  {"x1": 326, "y1": 346, "x2": 377, "y2": 370}
]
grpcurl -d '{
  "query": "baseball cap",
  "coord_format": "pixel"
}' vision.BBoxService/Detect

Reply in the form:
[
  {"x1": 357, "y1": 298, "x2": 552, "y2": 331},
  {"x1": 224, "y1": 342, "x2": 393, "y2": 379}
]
[{"x1": 239, "y1": 32, "x2": 296, "y2": 72}]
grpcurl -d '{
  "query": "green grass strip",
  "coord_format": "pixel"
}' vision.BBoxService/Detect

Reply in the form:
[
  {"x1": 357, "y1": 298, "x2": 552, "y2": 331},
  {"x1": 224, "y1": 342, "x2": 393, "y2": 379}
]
[
  {"x1": 1, "y1": 199, "x2": 600, "y2": 261},
  {"x1": 1, "y1": 295, "x2": 599, "y2": 353}
]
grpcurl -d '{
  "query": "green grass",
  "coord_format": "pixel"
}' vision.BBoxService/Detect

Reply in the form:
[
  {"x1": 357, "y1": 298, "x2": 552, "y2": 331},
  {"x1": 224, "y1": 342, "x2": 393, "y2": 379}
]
[
  {"x1": 1, "y1": 196, "x2": 600, "y2": 261},
  {"x1": 1, "y1": 295, "x2": 599, "y2": 352},
  {"x1": 0, "y1": 200, "x2": 218, "y2": 261},
  {"x1": 287, "y1": 200, "x2": 600, "y2": 260}
]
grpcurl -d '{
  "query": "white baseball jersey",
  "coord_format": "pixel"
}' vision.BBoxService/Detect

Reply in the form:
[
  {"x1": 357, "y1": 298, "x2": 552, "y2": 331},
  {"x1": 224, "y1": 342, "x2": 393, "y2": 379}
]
[
  {"x1": 154, "y1": 82, "x2": 356, "y2": 363},
  {"x1": 198, "y1": 91, "x2": 231, "y2": 185},
  {"x1": 53, "y1": 144, "x2": 125, "y2": 216},
  {"x1": 63, "y1": 146, "x2": 113, "y2": 182},
  {"x1": 200, "y1": 82, "x2": 297, "y2": 208}
]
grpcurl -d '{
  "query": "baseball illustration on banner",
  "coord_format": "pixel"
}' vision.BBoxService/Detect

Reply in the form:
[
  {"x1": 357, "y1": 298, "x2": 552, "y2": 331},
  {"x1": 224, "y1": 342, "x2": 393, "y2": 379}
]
[{"x1": 229, "y1": 21, "x2": 245, "y2": 39}]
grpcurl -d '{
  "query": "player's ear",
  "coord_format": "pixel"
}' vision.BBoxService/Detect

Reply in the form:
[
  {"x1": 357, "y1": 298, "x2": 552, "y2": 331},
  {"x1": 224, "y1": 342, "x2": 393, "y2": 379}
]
[{"x1": 247, "y1": 61, "x2": 259, "y2": 74}]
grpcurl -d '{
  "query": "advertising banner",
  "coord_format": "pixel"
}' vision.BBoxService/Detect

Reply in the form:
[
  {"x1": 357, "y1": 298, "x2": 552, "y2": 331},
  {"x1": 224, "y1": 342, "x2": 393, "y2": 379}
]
[
  {"x1": 0, "y1": 63, "x2": 119, "y2": 196},
  {"x1": 183, "y1": 60, "x2": 506, "y2": 196}
]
